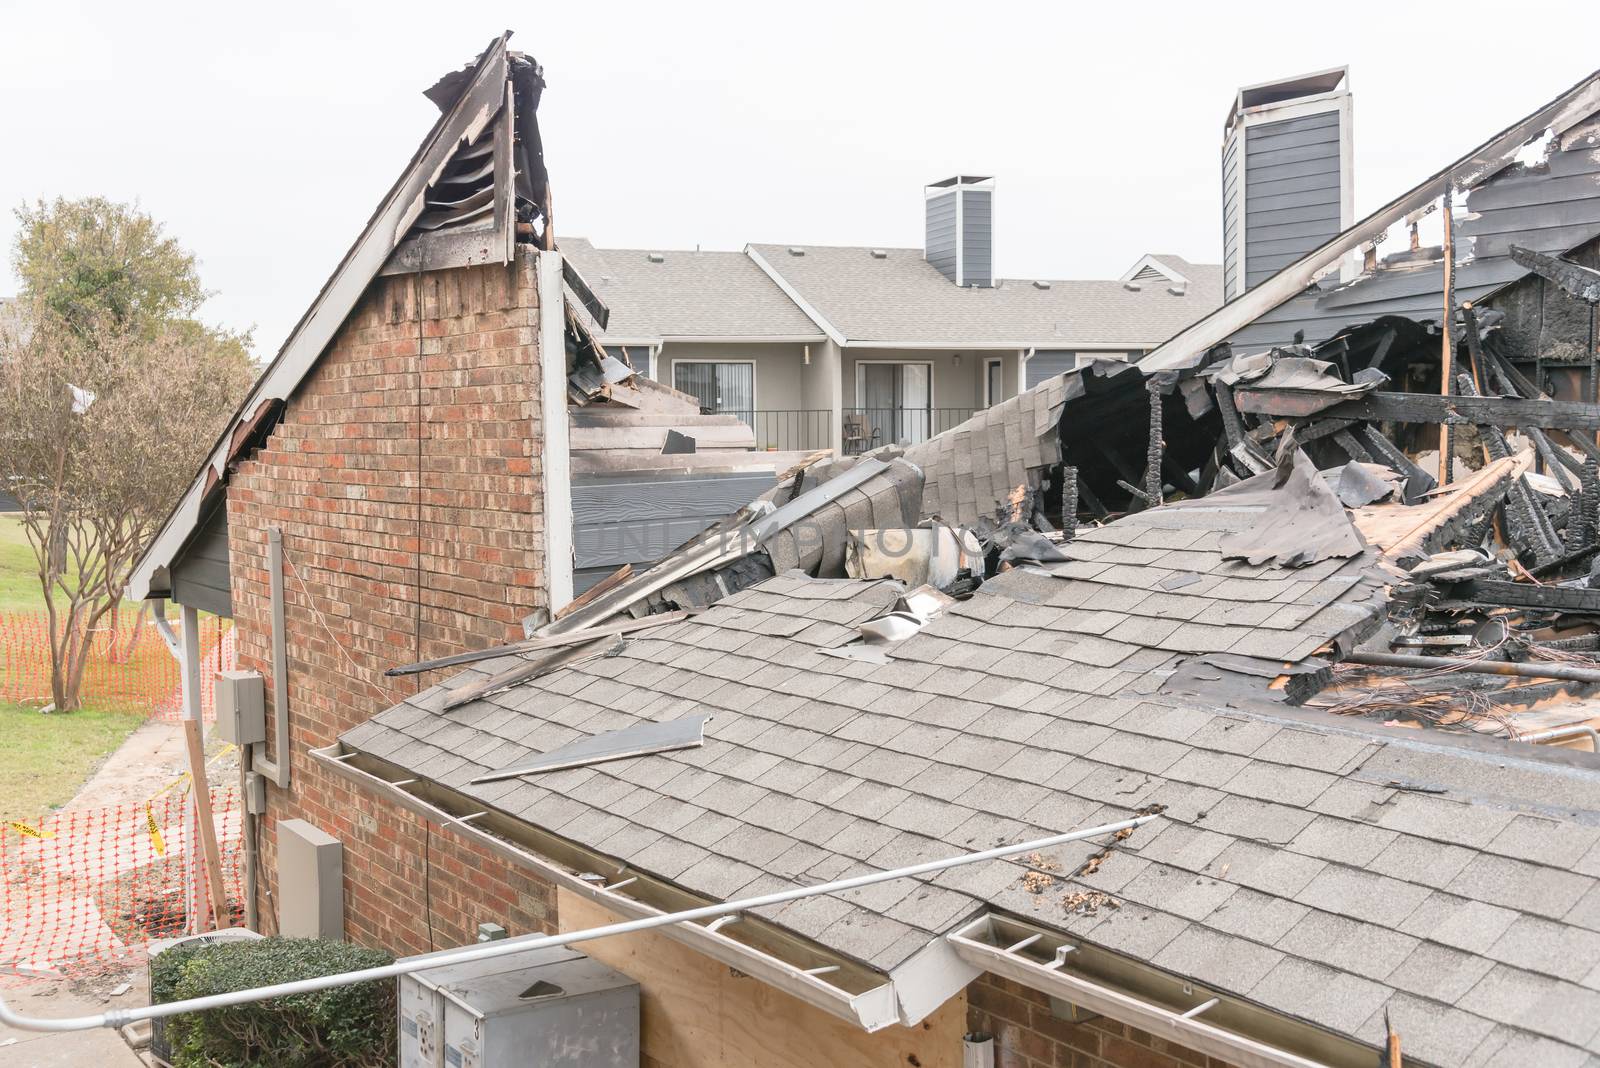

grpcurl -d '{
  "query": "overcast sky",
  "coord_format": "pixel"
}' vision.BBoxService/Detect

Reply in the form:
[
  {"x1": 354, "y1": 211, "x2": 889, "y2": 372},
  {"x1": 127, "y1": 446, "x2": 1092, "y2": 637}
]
[{"x1": 2, "y1": 0, "x2": 1596, "y2": 355}]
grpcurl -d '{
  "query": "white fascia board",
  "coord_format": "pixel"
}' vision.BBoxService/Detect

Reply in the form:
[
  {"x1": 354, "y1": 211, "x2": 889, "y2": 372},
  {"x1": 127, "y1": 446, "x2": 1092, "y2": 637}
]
[
  {"x1": 128, "y1": 35, "x2": 514, "y2": 601},
  {"x1": 538, "y1": 250, "x2": 574, "y2": 612},
  {"x1": 1144, "y1": 72, "x2": 1600, "y2": 374},
  {"x1": 744, "y1": 246, "x2": 847, "y2": 346},
  {"x1": 843, "y1": 339, "x2": 1157, "y2": 351},
  {"x1": 658, "y1": 333, "x2": 828, "y2": 345},
  {"x1": 1119, "y1": 254, "x2": 1191, "y2": 286}
]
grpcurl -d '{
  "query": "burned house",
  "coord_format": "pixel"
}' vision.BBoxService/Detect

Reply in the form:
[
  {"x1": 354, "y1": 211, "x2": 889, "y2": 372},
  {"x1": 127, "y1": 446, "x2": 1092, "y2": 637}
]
[{"x1": 123, "y1": 41, "x2": 1600, "y2": 1068}]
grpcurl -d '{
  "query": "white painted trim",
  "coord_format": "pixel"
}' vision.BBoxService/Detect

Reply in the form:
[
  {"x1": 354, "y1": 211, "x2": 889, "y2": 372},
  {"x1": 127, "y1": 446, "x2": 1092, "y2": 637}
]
[
  {"x1": 744, "y1": 245, "x2": 847, "y2": 346},
  {"x1": 982, "y1": 357, "x2": 1004, "y2": 407},
  {"x1": 658, "y1": 334, "x2": 827, "y2": 345},
  {"x1": 537, "y1": 250, "x2": 574, "y2": 612},
  {"x1": 667, "y1": 357, "x2": 759, "y2": 415},
  {"x1": 954, "y1": 186, "x2": 965, "y2": 287},
  {"x1": 1149, "y1": 71, "x2": 1600, "y2": 373},
  {"x1": 843, "y1": 339, "x2": 1153, "y2": 351}
]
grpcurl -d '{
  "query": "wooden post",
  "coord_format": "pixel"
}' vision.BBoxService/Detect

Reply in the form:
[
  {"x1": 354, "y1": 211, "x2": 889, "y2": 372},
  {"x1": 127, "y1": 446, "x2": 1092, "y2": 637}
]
[
  {"x1": 181, "y1": 604, "x2": 231, "y2": 928},
  {"x1": 1439, "y1": 184, "x2": 1456, "y2": 487}
]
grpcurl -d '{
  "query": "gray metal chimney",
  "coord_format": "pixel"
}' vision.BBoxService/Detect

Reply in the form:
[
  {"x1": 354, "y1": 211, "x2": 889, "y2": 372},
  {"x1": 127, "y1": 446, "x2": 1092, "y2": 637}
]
[
  {"x1": 1222, "y1": 68, "x2": 1352, "y2": 300},
  {"x1": 924, "y1": 176, "x2": 994, "y2": 287}
]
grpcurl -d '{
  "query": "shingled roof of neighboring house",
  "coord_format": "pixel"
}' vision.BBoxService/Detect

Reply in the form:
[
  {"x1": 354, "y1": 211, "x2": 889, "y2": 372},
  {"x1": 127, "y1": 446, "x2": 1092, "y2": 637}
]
[
  {"x1": 559, "y1": 238, "x2": 823, "y2": 342},
  {"x1": 746, "y1": 244, "x2": 1223, "y2": 348},
  {"x1": 340, "y1": 478, "x2": 1600, "y2": 1067}
]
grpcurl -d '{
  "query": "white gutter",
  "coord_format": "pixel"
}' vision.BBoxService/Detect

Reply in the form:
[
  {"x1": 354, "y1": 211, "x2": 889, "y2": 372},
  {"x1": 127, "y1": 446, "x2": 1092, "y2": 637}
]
[
  {"x1": 1143, "y1": 71, "x2": 1600, "y2": 373},
  {"x1": 744, "y1": 245, "x2": 848, "y2": 347},
  {"x1": 0, "y1": 796, "x2": 1158, "y2": 1034},
  {"x1": 843, "y1": 340, "x2": 1155, "y2": 351},
  {"x1": 948, "y1": 915, "x2": 1337, "y2": 1068},
  {"x1": 658, "y1": 334, "x2": 829, "y2": 345}
]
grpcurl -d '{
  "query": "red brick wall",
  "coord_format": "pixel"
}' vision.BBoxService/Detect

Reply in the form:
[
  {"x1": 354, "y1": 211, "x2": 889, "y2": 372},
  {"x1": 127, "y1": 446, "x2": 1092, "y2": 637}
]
[
  {"x1": 968, "y1": 973, "x2": 1236, "y2": 1068},
  {"x1": 226, "y1": 247, "x2": 558, "y2": 953}
]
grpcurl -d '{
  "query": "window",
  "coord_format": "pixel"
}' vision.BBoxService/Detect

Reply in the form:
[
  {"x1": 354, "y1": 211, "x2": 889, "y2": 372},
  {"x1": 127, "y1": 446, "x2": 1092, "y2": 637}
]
[
  {"x1": 984, "y1": 358, "x2": 1004, "y2": 407},
  {"x1": 855, "y1": 361, "x2": 933, "y2": 446},
  {"x1": 673, "y1": 361, "x2": 755, "y2": 423}
]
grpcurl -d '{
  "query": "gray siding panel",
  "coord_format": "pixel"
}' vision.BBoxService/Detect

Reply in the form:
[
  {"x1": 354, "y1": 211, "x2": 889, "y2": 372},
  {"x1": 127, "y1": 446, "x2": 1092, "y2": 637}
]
[
  {"x1": 1221, "y1": 115, "x2": 1600, "y2": 352},
  {"x1": 572, "y1": 471, "x2": 776, "y2": 571},
  {"x1": 961, "y1": 190, "x2": 993, "y2": 286},
  {"x1": 1243, "y1": 111, "x2": 1344, "y2": 291},
  {"x1": 1223, "y1": 131, "x2": 1244, "y2": 299},
  {"x1": 170, "y1": 501, "x2": 232, "y2": 617},
  {"x1": 925, "y1": 192, "x2": 958, "y2": 282},
  {"x1": 1026, "y1": 351, "x2": 1078, "y2": 390}
]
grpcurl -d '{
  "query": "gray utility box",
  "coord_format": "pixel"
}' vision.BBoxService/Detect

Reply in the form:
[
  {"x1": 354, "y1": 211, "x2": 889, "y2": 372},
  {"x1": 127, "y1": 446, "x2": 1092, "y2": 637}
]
[
  {"x1": 213, "y1": 669, "x2": 266, "y2": 746},
  {"x1": 398, "y1": 947, "x2": 639, "y2": 1068}
]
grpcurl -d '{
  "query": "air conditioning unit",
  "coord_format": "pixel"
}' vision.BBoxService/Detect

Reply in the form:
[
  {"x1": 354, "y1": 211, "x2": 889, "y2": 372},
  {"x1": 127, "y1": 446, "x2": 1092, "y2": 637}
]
[
  {"x1": 399, "y1": 946, "x2": 638, "y2": 1068},
  {"x1": 146, "y1": 927, "x2": 264, "y2": 1067}
]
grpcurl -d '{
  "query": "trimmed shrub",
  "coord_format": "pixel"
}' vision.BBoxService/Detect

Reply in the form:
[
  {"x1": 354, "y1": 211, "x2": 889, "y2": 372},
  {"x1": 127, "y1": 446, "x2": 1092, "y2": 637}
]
[{"x1": 151, "y1": 936, "x2": 395, "y2": 1067}]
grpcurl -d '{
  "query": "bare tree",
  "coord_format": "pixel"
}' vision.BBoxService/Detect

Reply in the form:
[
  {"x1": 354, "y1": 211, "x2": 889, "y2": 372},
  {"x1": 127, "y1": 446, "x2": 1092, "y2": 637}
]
[{"x1": 0, "y1": 200, "x2": 254, "y2": 711}]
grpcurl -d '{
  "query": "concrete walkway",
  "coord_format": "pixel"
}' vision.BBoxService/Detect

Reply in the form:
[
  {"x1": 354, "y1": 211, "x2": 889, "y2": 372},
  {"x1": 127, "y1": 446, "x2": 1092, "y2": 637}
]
[{"x1": 0, "y1": 972, "x2": 147, "y2": 1066}]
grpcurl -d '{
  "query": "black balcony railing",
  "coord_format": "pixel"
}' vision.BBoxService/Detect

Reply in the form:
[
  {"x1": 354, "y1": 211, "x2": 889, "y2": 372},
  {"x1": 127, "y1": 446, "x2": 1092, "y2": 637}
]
[
  {"x1": 841, "y1": 407, "x2": 974, "y2": 455},
  {"x1": 744, "y1": 409, "x2": 835, "y2": 453}
]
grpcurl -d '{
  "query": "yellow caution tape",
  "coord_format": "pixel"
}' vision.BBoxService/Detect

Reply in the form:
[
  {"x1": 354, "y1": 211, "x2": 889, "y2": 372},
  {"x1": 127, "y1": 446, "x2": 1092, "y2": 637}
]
[
  {"x1": 7, "y1": 820, "x2": 55, "y2": 840},
  {"x1": 146, "y1": 745, "x2": 237, "y2": 803},
  {"x1": 146, "y1": 804, "x2": 166, "y2": 856}
]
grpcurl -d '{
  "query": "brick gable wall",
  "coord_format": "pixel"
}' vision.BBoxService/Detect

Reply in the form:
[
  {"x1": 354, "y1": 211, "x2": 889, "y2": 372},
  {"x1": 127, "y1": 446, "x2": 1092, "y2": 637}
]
[{"x1": 226, "y1": 247, "x2": 557, "y2": 952}]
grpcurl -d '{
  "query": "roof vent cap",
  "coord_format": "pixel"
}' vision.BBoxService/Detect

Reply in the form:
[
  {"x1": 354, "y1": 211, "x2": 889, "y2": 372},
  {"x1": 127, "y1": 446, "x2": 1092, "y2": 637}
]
[
  {"x1": 870, "y1": 249, "x2": 888, "y2": 259},
  {"x1": 1167, "y1": 283, "x2": 1187, "y2": 296},
  {"x1": 1124, "y1": 280, "x2": 1142, "y2": 292},
  {"x1": 1032, "y1": 280, "x2": 1051, "y2": 290},
  {"x1": 788, "y1": 247, "x2": 806, "y2": 257},
  {"x1": 647, "y1": 252, "x2": 665, "y2": 263}
]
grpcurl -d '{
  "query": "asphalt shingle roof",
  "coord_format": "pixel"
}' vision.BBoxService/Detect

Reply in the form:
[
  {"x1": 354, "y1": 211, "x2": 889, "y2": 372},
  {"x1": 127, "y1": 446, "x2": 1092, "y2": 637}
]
[
  {"x1": 344, "y1": 503, "x2": 1600, "y2": 1067},
  {"x1": 748, "y1": 244, "x2": 1223, "y2": 347},
  {"x1": 559, "y1": 238, "x2": 821, "y2": 341}
]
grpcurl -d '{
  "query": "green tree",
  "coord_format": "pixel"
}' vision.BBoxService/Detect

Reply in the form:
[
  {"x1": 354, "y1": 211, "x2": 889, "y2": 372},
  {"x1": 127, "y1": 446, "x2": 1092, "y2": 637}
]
[
  {"x1": 0, "y1": 199, "x2": 254, "y2": 710},
  {"x1": 12, "y1": 197, "x2": 209, "y2": 336}
]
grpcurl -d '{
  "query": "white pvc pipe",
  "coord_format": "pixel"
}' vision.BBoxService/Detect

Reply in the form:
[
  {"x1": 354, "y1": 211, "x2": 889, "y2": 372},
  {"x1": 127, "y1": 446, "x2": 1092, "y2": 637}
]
[
  {"x1": 0, "y1": 814, "x2": 1158, "y2": 1033},
  {"x1": 1520, "y1": 724, "x2": 1600, "y2": 751}
]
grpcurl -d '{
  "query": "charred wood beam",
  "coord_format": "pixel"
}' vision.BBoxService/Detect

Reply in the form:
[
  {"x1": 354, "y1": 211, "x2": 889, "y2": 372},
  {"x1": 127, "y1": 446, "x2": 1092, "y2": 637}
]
[
  {"x1": 1294, "y1": 417, "x2": 1360, "y2": 445},
  {"x1": 561, "y1": 257, "x2": 610, "y2": 330},
  {"x1": 1510, "y1": 245, "x2": 1600, "y2": 305},
  {"x1": 1061, "y1": 465, "x2": 1078, "y2": 536},
  {"x1": 1316, "y1": 391, "x2": 1600, "y2": 431},
  {"x1": 1333, "y1": 430, "x2": 1374, "y2": 464},
  {"x1": 1364, "y1": 327, "x2": 1398, "y2": 372},
  {"x1": 1451, "y1": 579, "x2": 1600, "y2": 614},
  {"x1": 1143, "y1": 379, "x2": 1164, "y2": 507},
  {"x1": 1457, "y1": 375, "x2": 1564, "y2": 565},
  {"x1": 1077, "y1": 478, "x2": 1109, "y2": 519},
  {"x1": 1356, "y1": 425, "x2": 1436, "y2": 502}
]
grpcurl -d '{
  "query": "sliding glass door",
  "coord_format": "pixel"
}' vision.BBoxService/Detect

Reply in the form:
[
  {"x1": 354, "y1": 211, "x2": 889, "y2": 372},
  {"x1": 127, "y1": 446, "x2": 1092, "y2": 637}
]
[
  {"x1": 672, "y1": 361, "x2": 754, "y2": 425},
  {"x1": 857, "y1": 362, "x2": 933, "y2": 446}
]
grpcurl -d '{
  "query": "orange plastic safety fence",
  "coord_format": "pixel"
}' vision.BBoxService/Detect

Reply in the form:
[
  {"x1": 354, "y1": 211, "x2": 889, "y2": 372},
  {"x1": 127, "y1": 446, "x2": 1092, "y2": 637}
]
[
  {"x1": 0, "y1": 612, "x2": 233, "y2": 720},
  {"x1": 0, "y1": 789, "x2": 244, "y2": 984}
]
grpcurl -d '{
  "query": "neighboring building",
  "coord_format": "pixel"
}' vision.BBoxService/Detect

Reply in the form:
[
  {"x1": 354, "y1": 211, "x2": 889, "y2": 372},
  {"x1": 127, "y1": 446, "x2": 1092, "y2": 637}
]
[
  {"x1": 563, "y1": 180, "x2": 1221, "y2": 456},
  {"x1": 1222, "y1": 68, "x2": 1354, "y2": 300}
]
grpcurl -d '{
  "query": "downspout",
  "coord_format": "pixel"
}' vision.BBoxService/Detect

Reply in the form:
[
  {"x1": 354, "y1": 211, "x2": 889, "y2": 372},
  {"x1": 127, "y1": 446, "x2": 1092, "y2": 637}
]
[
  {"x1": 0, "y1": 815, "x2": 1159, "y2": 1033},
  {"x1": 250, "y1": 528, "x2": 291, "y2": 790}
]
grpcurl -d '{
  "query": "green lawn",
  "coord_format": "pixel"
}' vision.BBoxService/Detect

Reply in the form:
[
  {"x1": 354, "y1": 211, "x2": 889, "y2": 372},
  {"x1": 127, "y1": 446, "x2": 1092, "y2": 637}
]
[
  {"x1": 0, "y1": 515, "x2": 41, "y2": 614},
  {"x1": 0, "y1": 700, "x2": 144, "y2": 822}
]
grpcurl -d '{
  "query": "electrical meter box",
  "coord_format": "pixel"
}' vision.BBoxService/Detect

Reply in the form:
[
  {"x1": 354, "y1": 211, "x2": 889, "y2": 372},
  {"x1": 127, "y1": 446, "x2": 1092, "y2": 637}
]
[
  {"x1": 213, "y1": 670, "x2": 265, "y2": 745},
  {"x1": 398, "y1": 947, "x2": 639, "y2": 1068}
]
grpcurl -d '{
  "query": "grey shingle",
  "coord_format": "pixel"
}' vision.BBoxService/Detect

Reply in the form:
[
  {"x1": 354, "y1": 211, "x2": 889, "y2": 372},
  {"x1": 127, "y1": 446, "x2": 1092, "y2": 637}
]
[
  {"x1": 1277, "y1": 912, "x2": 1420, "y2": 982},
  {"x1": 1248, "y1": 957, "x2": 1391, "y2": 1034},
  {"x1": 1152, "y1": 925, "x2": 1284, "y2": 991}
]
